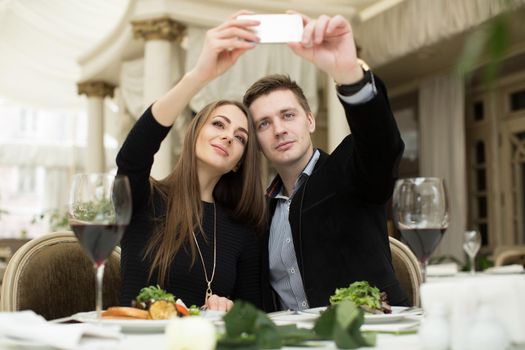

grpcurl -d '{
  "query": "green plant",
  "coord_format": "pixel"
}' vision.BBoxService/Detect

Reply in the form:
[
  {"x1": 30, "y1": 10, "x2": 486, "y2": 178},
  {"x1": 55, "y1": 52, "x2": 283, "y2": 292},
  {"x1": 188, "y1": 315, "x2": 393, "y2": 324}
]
[
  {"x1": 456, "y1": 0, "x2": 525, "y2": 86},
  {"x1": 217, "y1": 300, "x2": 375, "y2": 349}
]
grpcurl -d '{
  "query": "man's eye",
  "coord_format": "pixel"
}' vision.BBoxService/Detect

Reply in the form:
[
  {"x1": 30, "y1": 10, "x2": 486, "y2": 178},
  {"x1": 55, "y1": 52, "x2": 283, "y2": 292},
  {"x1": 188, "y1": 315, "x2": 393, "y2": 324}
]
[
  {"x1": 283, "y1": 113, "x2": 294, "y2": 119},
  {"x1": 258, "y1": 121, "x2": 269, "y2": 130}
]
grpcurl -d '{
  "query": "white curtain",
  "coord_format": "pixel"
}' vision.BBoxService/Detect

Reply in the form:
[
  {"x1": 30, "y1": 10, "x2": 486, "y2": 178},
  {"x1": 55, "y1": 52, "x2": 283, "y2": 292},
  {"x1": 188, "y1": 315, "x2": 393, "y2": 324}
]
[
  {"x1": 0, "y1": 143, "x2": 117, "y2": 169},
  {"x1": 116, "y1": 25, "x2": 321, "y2": 152},
  {"x1": 119, "y1": 59, "x2": 145, "y2": 119},
  {"x1": 355, "y1": 0, "x2": 519, "y2": 68},
  {"x1": 0, "y1": 0, "x2": 129, "y2": 109},
  {"x1": 419, "y1": 74, "x2": 467, "y2": 262},
  {"x1": 42, "y1": 167, "x2": 70, "y2": 217},
  {"x1": 185, "y1": 26, "x2": 319, "y2": 114}
]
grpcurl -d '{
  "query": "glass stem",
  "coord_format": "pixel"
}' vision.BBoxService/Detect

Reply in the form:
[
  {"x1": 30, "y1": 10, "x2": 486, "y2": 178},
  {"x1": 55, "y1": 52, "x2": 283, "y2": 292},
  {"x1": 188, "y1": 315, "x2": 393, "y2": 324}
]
[
  {"x1": 420, "y1": 260, "x2": 428, "y2": 283},
  {"x1": 469, "y1": 256, "x2": 475, "y2": 275},
  {"x1": 95, "y1": 263, "x2": 105, "y2": 319}
]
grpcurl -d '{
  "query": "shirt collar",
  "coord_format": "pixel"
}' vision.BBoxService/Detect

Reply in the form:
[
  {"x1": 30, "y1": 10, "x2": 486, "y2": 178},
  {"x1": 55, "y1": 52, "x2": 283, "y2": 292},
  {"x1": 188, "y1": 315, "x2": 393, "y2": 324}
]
[{"x1": 266, "y1": 149, "x2": 321, "y2": 198}]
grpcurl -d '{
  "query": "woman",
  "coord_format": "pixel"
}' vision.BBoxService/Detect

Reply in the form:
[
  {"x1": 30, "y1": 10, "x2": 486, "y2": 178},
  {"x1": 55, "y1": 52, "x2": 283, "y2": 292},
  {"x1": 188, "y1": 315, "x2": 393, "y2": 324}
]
[{"x1": 116, "y1": 12, "x2": 264, "y2": 311}]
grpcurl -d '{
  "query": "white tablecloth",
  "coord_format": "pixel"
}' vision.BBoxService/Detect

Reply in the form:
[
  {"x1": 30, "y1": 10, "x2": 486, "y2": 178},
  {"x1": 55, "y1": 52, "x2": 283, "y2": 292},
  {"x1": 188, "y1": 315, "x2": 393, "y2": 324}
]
[
  {"x1": 421, "y1": 274, "x2": 525, "y2": 350},
  {"x1": 0, "y1": 332, "x2": 422, "y2": 350}
]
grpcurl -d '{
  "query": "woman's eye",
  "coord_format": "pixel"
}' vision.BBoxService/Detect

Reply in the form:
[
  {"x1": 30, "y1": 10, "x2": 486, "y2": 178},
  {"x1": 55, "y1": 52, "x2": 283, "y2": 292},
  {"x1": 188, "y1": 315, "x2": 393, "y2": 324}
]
[
  {"x1": 235, "y1": 135, "x2": 246, "y2": 145},
  {"x1": 212, "y1": 120, "x2": 224, "y2": 128}
]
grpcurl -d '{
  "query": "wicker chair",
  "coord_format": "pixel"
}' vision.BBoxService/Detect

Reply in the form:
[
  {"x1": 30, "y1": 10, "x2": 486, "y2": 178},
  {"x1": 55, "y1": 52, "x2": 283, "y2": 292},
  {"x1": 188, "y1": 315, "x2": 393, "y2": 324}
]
[
  {"x1": 0, "y1": 231, "x2": 121, "y2": 320},
  {"x1": 389, "y1": 236, "x2": 422, "y2": 306}
]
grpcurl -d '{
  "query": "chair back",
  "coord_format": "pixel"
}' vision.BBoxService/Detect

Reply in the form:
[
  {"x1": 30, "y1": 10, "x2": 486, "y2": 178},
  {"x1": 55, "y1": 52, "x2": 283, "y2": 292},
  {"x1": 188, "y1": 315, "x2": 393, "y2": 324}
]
[
  {"x1": 0, "y1": 245, "x2": 11, "y2": 286},
  {"x1": 494, "y1": 245, "x2": 525, "y2": 267},
  {"x1": 0, "y1": 245, "x2": 12, "y2": 262},
  {"x1": 0, "y1": 231, "x2": 121, "y2": 320},
  {"x1": 389, "y1": 236, "x2": 422, "y2": 306}
]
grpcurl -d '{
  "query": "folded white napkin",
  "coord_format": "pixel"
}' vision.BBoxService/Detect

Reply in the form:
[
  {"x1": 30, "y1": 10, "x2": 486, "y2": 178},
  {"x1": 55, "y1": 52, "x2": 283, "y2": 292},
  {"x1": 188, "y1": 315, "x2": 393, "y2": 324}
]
[
  {"x1": 0, "y1": 311, "x2": 122, "y2": 350},
  {"x1": 426, "y1": 263, "x2": 458, "y2": 276},
  {"x1": 484, "y1": 264, "x2": 524, "y2": 274},
  {"x1": 421, "y1": 274, "x2": 525, "y2": 349}
]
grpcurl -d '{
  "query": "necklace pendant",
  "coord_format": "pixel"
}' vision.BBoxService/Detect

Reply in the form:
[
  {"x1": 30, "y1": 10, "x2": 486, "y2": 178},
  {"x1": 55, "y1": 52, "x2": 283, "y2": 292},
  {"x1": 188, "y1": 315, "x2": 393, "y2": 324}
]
[{"x1": 205, "y1": 284, "x2": 213, "y2": 302}]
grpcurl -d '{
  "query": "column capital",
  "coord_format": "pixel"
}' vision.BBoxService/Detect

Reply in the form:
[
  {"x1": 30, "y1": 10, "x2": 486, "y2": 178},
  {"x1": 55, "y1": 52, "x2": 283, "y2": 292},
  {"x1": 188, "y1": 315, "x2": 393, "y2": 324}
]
[
  {"x1": 77, "y1": 81, "x2": 116, "y2": 98},
  {"x1": 131, "y1": 17, "x2": 186, "y2": 42}
]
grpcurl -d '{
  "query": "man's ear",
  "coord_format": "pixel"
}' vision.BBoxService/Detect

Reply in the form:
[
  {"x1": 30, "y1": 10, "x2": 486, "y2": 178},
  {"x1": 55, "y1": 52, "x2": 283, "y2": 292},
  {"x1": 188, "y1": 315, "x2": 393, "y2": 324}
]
[{"x1": 307, "y1": 112, "x2": 316, "y2": 133}]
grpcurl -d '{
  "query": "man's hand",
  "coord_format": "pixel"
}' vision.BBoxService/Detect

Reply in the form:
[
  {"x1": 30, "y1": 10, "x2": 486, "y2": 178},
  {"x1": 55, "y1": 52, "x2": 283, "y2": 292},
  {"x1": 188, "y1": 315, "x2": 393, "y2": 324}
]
[
  {"x1": 190, "y1": 10, "x2": 260, "y2": 84},
  {"x1": 287, "y1": 13, "x2": 363, "y2": 85}
]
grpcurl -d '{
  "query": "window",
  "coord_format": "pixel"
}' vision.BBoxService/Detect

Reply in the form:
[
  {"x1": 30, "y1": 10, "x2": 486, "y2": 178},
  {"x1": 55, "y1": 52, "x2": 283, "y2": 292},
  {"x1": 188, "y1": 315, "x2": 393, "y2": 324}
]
[
  {"x1": 17, "y1": 166, "x2": 36, "y2": 193},
  {"x1": 473, "y1": 101, "x2": 484, "y2": 121},
  {"x1": 510, "y1": 89, "x2": 525, "y2": 112},
  {"x1": 470, "y1": 140, "x2": 489, "y2": 246}
]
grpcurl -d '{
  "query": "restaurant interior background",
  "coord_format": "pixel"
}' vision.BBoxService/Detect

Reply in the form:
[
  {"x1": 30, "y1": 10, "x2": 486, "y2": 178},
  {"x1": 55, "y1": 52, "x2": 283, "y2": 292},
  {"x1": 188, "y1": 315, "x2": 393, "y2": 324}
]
[{"x1": 1, "y1": 0, "x2": 525, "y2": 267}]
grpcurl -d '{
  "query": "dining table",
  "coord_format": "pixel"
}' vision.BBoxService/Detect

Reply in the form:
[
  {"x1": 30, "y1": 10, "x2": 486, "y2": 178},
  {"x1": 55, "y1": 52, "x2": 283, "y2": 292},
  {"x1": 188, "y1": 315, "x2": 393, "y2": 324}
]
[
  {"x1": 1, "y1": 308, "x2": 524, "y2": 350},
  {"x1": 1, "y1": 266, "x2": 524, "y2": 350},
  {"x1": 0, "y1": 311, "x2": 423, "y2": 350}
]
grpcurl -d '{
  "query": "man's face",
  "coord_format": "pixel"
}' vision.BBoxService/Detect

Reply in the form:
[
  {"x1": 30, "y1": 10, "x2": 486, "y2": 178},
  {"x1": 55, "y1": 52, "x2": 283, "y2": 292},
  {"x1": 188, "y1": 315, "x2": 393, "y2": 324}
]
[{"x1": 249, "y1": 89, "x2": 315, "y2": 170}]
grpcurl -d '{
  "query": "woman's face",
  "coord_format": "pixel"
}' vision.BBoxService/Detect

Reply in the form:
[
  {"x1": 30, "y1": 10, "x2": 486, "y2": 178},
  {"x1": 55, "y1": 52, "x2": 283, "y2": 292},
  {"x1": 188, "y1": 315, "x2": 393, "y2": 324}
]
[{"x1": 195, "y1": 104, "x2": 249, "y2": 176}]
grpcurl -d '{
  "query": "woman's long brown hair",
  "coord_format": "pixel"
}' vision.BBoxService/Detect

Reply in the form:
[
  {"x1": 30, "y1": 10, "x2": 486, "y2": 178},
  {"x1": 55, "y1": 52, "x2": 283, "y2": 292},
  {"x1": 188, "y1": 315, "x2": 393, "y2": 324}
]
[{"x1": 144, "y1": 100, "x2": 266, "y2": 286}]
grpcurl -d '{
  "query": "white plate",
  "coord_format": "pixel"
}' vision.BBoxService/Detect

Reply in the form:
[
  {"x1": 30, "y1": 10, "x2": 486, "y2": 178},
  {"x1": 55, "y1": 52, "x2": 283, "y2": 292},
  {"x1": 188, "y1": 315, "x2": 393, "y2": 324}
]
[
  {"x1": 301, "y1": 306, "x2": 414, "y2": 324},
  {"x1": 364, "y1": 306, "x2": 410, "y2": 323},
  {"x1": 300, "y1": 306, "x2": 328, "y2": 316},
  {"x1": 72, "y1": 312, "x2": 168, "y2": 332},
  {"x1": 72, "y1": 310, "x2": 225, "y2": 333}
]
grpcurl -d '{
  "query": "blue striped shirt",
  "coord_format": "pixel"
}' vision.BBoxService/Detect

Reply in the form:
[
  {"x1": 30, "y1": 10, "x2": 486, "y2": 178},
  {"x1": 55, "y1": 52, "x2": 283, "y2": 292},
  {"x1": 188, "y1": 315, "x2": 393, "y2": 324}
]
[{"x1": 267, "y1": 150, "x2": 320, "y2": 310}]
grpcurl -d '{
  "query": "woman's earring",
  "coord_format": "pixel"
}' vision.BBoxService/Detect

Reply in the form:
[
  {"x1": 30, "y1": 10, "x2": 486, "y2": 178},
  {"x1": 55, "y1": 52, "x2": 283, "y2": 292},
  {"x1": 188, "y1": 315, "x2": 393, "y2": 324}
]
[{"x1": 232, "y1": 164, "x2": 239, "y2": 172}]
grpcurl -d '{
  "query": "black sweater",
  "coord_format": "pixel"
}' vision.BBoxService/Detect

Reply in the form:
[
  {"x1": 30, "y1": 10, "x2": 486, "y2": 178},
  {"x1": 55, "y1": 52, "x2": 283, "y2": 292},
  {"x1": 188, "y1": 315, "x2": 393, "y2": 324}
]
[
  {"x1": 261, "y1": 77, "x2": 409, "y2": 311},
  {"x1": 116, "y1": 107, "x2": 261, "y2": 308}
]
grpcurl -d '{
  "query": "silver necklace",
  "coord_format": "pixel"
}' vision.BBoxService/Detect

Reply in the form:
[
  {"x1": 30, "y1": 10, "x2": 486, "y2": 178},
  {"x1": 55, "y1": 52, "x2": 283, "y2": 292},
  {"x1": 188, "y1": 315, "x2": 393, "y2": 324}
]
[{"x1": 191, "y1": 202, "x2": 217, "y2": 304}]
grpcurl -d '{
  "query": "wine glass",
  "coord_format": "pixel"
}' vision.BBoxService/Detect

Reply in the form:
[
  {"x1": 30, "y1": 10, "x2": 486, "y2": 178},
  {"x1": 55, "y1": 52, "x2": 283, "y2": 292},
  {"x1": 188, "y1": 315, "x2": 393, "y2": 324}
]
[
  {"x1": 463, "y1": 230, "x2": 481, "y2": 275},
  {"x1": 68, "y1": 173, "x2": 131, "y2": 319},
  {"x1": 392, "y1": 177, "x2": 449, "y2": 282}
]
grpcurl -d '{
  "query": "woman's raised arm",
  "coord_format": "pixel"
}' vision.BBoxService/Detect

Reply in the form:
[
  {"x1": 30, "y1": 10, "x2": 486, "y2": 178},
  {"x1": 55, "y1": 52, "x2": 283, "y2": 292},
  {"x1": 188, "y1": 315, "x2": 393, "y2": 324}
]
[{"x1": 151, "y1": 11, "x2": 259, "y2": 126}]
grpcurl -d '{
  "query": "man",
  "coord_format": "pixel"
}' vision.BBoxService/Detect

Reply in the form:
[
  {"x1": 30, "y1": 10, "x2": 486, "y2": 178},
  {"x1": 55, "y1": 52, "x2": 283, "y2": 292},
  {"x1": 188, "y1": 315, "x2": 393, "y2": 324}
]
[{"x1": 243, "y1": 13, "x2": 409, "y2": 311}]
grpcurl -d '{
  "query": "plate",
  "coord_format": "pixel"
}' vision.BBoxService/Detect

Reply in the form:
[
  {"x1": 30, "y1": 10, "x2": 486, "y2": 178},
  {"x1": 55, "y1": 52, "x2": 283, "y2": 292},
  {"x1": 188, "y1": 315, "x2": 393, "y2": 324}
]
[
  {"x1": 301, "y1": 306, "x2": 415, "y2": 324},
  {"x1": 72, "y1": 310, "x2": 225, "y2": 333},
  {"x1": 72, "y1": 312, "x2": 168, "y2": 332},
  {"x1": 364, "y1": 306, "x2": 410, "y2": 323}
]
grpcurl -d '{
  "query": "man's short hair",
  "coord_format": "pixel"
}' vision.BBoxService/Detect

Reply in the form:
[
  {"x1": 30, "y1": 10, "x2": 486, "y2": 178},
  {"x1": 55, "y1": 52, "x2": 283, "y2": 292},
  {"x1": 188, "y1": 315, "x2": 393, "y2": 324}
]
[{"x1": 243, "y1": 74, "x2": 311, "y2": 114}]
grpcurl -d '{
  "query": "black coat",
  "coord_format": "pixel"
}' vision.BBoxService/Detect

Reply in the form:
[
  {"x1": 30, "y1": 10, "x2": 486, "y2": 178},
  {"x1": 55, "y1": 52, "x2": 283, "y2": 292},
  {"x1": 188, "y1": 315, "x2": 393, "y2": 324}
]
[{"x1": 260, "y1": 77, "x2": 409, "y2": 311}]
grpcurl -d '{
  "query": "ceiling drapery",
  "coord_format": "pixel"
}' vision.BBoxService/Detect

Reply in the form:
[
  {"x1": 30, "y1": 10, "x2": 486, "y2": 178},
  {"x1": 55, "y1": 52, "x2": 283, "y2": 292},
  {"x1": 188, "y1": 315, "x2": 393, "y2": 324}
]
[
  {"x1": 0, "y1": 0, "x2": 129, "y2": 110},
  {"x1": 0, "y1": 0, "x2": 395, "y2": 111}
]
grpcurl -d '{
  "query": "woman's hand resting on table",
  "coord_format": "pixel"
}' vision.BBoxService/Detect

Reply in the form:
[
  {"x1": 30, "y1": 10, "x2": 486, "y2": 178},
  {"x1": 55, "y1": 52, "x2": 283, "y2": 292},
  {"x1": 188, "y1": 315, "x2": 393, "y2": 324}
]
[{"x1": 204, "y1": 294, "x2": 234, "y2": 312}]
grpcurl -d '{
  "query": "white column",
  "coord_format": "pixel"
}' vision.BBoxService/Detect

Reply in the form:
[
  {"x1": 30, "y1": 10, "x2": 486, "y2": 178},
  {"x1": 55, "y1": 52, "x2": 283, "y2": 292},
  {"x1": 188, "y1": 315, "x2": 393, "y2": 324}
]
[
  {"x1": 326, "y1": 78, "x2": 350, "y2": 152},
  {"x1": 144, "y1": 40, "x2": 173, "y2": 179},
  {"x1": 87, "y1": 97, "x2": 104, "y2": 172},
  {"x1": 77, "y1": 81, "x2": 115, "y2": 173},
  {"x1": 419, "y1": 73, "x2": 467, "y2": 262},
  {"x1": 132, "y1": 17, "x2": 185, "y2": 180}
]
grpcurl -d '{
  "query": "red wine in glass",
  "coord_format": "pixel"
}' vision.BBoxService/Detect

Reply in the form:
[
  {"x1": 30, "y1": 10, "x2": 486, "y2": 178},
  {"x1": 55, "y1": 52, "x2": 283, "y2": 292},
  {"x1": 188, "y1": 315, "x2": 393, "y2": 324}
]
[
  {"x1": 393, "y1": 177, "x2": 449, "y2": 282},
  {"x1": 69, "y1": 173, "x2": 131, "y2": 319},
  {"x1": 398, "y1": 228, "x2": 447, "y2": 265},
  {"x1": 70, "y1": 224, "x2": 127, "y2": 268}
]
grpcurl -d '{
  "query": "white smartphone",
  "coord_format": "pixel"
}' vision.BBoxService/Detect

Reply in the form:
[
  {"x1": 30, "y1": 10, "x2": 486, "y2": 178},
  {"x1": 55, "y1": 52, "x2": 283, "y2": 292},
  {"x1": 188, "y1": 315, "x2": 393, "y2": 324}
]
[{"x1": 238, "y1": 14, "x2": 303, "y2": 44}]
